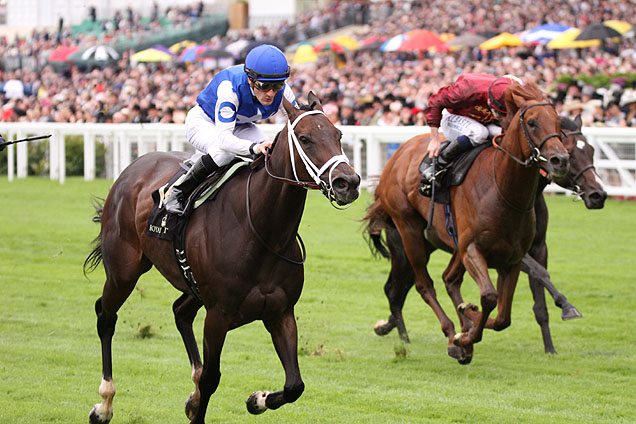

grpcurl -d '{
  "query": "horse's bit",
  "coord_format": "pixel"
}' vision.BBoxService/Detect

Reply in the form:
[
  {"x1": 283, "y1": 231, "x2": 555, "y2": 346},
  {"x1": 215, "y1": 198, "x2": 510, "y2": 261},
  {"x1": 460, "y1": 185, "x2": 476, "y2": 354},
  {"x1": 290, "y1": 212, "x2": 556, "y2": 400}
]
[{"x1": 265, "y1": 109, "x2": 352, "y2": 209}]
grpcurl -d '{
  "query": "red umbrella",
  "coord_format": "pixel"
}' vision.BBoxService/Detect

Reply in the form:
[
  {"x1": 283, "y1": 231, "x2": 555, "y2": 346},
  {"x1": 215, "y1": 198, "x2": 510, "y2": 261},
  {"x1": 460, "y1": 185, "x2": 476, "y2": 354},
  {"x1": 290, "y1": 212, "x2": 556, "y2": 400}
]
[
  {"x1": 314, "y1": 40, "x2": 346, "y2": 54},
  {"x1": 397, "y1": 30, "x2": 447, "y2": 52},
  {"x1": 48, "y1": 45, "x2": 80, "y2": 62}
]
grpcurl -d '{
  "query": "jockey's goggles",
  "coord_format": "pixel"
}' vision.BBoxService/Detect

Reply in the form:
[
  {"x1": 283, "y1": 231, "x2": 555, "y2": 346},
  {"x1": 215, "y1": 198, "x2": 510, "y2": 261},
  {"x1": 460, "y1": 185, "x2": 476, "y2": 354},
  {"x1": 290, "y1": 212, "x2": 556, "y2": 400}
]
[{"x1": 251, "y1": 78, "x2": 285, "y2": 92}]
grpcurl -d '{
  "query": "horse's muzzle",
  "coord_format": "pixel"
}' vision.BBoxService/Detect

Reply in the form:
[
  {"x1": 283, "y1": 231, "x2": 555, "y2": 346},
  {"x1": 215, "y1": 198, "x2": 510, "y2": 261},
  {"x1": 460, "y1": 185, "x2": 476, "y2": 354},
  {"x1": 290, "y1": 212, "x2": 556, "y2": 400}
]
[
  {"x1": 332, "y1": 171, "x2": 361, "y2": 205},
  {"x1": 583, "y1": 189, "x2": 607, "y2": 210},
  {"x1": 546, "y1": 152, "x2": 569, "y2": 180}
]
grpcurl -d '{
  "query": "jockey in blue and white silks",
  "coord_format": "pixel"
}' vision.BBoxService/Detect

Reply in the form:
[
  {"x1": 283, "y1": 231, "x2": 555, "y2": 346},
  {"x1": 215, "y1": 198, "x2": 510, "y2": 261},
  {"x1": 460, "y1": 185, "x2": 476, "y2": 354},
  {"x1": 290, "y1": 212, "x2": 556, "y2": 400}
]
[{"x1": 164, "y1": 44, "x2": 297, "y2": 215}]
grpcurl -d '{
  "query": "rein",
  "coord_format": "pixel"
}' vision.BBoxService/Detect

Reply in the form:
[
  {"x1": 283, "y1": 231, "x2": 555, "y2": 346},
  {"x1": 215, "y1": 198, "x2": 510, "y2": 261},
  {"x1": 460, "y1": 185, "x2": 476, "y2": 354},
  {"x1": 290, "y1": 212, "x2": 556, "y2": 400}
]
[
  {"x1": 491, "y1": 101, "x2": 562, "y2": 213},
  {"x1": 264, "y1": 109, "x2": 352, "y2": 209},
  {"x1": 246, "y1": 171, "x2": 307, "y2": 265}
]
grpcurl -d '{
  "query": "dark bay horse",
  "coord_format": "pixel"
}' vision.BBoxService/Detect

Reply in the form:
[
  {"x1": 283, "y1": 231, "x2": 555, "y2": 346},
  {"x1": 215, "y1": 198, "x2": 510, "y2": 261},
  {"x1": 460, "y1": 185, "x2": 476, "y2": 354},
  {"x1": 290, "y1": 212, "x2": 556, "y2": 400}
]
[
  {"x1": 84, "y1": 93, "x2": 360, "y2": 424},
  {"x1": 369, "y1": 115, "x2": 607, "y2": 353},
  {"x1": 363, "y1": 82, "x2": 569, "y2": 364}
]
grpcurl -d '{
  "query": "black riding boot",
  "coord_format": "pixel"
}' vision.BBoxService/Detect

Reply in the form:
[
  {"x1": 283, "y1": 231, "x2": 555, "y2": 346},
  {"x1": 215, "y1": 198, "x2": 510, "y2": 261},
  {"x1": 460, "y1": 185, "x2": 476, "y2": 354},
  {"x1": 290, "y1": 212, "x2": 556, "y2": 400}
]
[
  {"x1": 419, "y1": 136, "x2": 473, "y2": 196},
  {"x1": 164, "y1": 155, "x2": 218, "y2": 215}
]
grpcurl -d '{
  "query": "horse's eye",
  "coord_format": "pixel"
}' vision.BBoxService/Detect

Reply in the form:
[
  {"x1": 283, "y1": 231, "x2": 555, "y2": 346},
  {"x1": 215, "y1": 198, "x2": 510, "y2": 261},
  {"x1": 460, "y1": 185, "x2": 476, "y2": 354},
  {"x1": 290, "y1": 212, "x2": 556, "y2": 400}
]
[
  {"x1": 528, "y1": 118, "x2": 538, "y2": 129},
  {"x1": 299, "y1": 135, "x2": 311, "y2": 144}
]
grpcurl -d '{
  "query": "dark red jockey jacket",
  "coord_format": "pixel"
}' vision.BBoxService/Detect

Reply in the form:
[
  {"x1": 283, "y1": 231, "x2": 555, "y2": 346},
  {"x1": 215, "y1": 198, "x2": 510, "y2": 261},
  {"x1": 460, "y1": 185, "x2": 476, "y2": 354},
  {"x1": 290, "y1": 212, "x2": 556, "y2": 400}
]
[{"x1": 425, "y1": 73, "x2": 498, "y2": 128}]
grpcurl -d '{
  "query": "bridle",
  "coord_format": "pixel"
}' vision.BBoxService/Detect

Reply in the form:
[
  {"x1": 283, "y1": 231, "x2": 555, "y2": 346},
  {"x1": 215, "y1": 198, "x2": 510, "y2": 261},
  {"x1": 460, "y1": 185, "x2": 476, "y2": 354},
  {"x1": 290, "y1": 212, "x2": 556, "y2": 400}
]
[
  {"x1": 247, "y1": 108, "x2": 352, "y2": 264},
  {"x1": 491, "y1": 101, "x2": 563, "y2": 213},
  {"x1": 264, "y1": 109, "x2": 352, "y2": 209},
  {"x1": 492, "y1": 102, "x2": 563, "y2": 167},
  {"x1": 559, "y1": 129, "x2": 597, "y2": 199}
]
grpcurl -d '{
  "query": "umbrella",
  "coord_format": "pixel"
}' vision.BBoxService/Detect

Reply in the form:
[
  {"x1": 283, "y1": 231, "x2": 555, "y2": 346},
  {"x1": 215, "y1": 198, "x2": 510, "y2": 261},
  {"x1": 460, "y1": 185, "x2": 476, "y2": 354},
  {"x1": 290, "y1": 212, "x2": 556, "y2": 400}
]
[
  {"x1": 379, "y1": 34, "x2": 407, "y2": 52},
  {"x1": 479, "y1": 32, "x2": 524, "y2": 50},
  {"x1": 314, "y1": 40, "x2": 348, "y2": 54},
  {"x1": 575, "y1": 23, "x2": 622, "y2": 41},
  {"x1": 179, "y1": 45, "x2": 210, "y2": 62},
  {"x1": 445, "y1": 33, "x2": 487, "y2": 48},
  {"x1": 197, "y1": 48, "x2": 233, "y2": 60},
  {"x1": 169, "y1": 40, "x2": 196, "y2": 54},
  {"x1": 521, "y1": 23, "x2": 572, "y2": 44},
  {"x1": 47, "y1": 45, "x2": 80, "y2": 62},
  {"x1": 225, "y1": 39, "x2": 250, "y2": 56},
  {"x1": 80, "y1": 45, "x2": 119, "y2": 62},
  {"x1": 603, "y1": 20, "x2": 632, "y2": 35},
  {"x1": 332, "y1": 35, "x2": 359, "y2": 50},
  {"x1": 293, "y1": 44, "x2": 318, "y2": 64},
  {"x1": 148, "y1": 44, "x2": 174, "y2": 56},
  {"x1": 131, "y1": 48, "x2": 175, "y2": 62},
  {"x1": 398, "y1": 29, "x2": 446, "y2": 52},
  {"x1": 546, "y1": 28, "x2": 600, "y2": 49}
]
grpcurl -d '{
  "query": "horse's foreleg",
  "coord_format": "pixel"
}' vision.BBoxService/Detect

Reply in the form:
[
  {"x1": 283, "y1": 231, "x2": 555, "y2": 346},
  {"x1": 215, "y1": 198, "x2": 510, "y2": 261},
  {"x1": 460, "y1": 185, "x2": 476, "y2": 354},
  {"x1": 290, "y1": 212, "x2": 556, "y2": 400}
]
[
  {"x1": 521, "y1": 254, "x2": 557, "y2": 354},
  {"x1": 173, "y1": 293, "x2": 204, "y2": 419},
  {"x1": 456, "y1": 245, "x2": 498, "y2": 347},
  {"x1": 443, "y1": 253, "x2": 470, "y2": 332},
  {"x1": 249, "y1": 309, "x2": 305, "y2": 414},
  {"x1": 374, "y1": 262, "x2": 415, "y2": 343},
  {"x1": 190, "y1": 310, "x2": 227, "y2": 424}
]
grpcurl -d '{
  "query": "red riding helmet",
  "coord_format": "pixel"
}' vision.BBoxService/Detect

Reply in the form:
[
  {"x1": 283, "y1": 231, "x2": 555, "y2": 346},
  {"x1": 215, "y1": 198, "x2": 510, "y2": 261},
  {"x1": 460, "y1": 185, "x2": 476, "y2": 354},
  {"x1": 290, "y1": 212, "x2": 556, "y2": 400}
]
[{"x1": 488, "y1": 75, "x2": 523, "y2": 114}]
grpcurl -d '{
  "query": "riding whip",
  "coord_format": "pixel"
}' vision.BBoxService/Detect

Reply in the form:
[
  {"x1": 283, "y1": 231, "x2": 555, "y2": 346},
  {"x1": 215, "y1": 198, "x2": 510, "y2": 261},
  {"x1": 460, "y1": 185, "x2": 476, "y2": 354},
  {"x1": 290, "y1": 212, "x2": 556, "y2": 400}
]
[{"x1": 0, "y1": 134, "x2": 52, "y2": 152}]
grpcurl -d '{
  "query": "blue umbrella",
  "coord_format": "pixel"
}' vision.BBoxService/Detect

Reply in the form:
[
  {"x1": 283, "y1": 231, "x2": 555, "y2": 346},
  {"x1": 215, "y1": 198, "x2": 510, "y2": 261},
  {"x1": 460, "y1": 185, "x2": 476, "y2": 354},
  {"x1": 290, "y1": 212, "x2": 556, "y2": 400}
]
[
  {"x1": 379, "y1": 34, "x2": 407, "y2": 52},
  {"x1": 521, "y1": 23, "x2": 572, "y2": 44}
]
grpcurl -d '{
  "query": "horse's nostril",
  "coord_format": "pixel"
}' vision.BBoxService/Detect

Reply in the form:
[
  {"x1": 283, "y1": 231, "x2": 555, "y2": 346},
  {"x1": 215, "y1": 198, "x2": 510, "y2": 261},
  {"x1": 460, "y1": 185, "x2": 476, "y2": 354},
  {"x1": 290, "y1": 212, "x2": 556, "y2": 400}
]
[{"x1": 333, "y1": 178, "x2": 347, "y2": 191}]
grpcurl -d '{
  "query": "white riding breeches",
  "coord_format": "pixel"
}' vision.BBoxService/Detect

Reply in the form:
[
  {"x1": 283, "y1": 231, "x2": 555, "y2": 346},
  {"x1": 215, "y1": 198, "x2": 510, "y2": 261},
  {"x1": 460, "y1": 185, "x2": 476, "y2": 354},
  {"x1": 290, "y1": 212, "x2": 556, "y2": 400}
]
[
  {"x1": 440, "y1": 109, "x2": 501, "y2": 146},
  {"x1": 185, "y1": 105, "x2": 267, "y2": 166}
]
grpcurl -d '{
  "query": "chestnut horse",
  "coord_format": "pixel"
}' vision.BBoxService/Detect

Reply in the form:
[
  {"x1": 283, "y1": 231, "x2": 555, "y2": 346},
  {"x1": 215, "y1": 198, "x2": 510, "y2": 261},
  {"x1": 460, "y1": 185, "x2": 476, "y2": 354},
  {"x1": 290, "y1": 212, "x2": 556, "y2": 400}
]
[
  {"x1": 369, "y1": 115, "x2": 606, "y2": 353},
  {"x1": 84, "y1": 93, "x2": 360, "y2": 424},
  {"x1": 364, "y1": 82, "x2": 569, "y2": 364}
]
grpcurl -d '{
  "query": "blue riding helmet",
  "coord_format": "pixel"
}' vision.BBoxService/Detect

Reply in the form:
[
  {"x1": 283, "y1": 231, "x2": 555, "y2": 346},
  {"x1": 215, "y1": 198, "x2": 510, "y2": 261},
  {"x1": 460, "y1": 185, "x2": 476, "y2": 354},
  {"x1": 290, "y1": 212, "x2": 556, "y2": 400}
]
[{"x1": 244, "y1": 44, "x2": 290, "y2": 81}]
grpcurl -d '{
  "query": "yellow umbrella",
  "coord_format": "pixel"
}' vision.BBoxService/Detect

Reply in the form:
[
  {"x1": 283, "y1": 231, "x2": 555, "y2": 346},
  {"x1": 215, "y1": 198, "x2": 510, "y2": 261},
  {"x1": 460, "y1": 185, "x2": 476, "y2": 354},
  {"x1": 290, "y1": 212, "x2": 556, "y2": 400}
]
[
  {"x1": 131, "y1": 48, "x2": 175, "y2": 62},
  {"x1": 332, "y1": 35, "x2": 359, "y2": 50},
  {"x1": 292, "y1": 44, "x2": 318, "y2": 64},
  {"x1": 479, "y1": 32, "x2": 523, "y2": 50},
  {"x1": 546, "y1": 28, "x2": 600, "y2": 49},
  {"x1": 603, "y1": 20, "x2": 632, "y2": 35},
  {"x1": 169, "y1": 40, "x2": 196, "y2": 54}
]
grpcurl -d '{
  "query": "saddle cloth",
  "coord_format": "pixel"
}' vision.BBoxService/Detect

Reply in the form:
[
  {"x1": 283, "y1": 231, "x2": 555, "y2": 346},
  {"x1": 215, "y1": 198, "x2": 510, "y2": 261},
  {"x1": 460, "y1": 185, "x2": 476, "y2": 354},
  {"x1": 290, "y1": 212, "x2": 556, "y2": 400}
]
[{"x1": 429, "y1": 143, "x2": 490, "y2": 204}]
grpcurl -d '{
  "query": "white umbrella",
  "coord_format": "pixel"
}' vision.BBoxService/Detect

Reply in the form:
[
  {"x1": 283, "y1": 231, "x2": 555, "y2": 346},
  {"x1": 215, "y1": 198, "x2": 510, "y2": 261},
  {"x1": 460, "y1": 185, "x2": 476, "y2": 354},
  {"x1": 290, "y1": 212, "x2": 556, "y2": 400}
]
[
  {"x1": 225, "y1": 39, "x2": 250, "y2": 56},
  {"x1": 81, "y1": 45, "x2": 120, "y2": 61}
]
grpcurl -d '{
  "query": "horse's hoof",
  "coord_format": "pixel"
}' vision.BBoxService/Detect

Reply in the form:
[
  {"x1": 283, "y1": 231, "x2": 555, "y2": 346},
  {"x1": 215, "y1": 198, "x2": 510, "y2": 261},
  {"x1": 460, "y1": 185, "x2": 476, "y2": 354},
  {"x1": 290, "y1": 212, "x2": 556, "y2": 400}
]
[
  {"x1": 458, "y1": 355, "x2": 473, "y2": 365},
  {"x1": 185, "y1": 391, "x2": 199, "y2": 420},
  {"x1": 561, "y1": 306, "x2": 582, "y2": 321},
  {"x1": 452, "y1": 332, "x2": 464, "y2": 346},
  {"x1": 246, "y1": 391, "x2": 269, "y2": 415},
  {"x1": 89, "y1": 406, "x2": 111, "y2": 424},
  {"x1": 374, "y1": 320, "x2": 392, "y2": 336}
]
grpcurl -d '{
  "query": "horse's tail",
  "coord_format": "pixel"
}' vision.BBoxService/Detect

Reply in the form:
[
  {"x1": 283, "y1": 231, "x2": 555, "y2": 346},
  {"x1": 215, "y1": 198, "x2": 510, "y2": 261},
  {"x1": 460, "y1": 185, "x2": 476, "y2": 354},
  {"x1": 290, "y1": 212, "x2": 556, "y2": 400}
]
[
  {"x1": 83, "y1": 196, "x2": 105, "y2": 276},
  {"x1": 362, "y1": 198, "x2": 394, "y2": 259}
]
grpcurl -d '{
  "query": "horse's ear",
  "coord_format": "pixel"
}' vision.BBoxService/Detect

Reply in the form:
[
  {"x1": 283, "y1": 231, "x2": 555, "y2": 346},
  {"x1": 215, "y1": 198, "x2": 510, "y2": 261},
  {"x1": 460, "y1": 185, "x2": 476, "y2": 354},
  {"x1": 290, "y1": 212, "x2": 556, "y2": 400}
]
[
  {"x1": 573, "y1": 113, "x2": 583, "y2": 129},
  {"x1": 282, "y1": 96, "x2": 299, "y2": 120},
  {"x1": 307, "y1": 91, "x2": 324, "y2": 112}
]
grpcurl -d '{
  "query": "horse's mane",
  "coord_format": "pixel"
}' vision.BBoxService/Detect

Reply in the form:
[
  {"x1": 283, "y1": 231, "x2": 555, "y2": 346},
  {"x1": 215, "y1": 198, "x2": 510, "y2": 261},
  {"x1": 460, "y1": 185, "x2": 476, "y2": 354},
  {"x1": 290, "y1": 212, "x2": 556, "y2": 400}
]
[{"x1": 502, "y1": 81, "x2": 551, "y2": 126}]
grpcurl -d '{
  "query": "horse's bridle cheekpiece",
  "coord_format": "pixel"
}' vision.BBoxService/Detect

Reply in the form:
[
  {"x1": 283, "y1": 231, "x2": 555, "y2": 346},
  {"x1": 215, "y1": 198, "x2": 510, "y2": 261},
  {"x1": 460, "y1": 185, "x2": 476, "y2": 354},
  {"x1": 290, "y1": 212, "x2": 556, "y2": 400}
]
[{"x1": 265, "y1": 109, "x2": 351, "y2": 208}]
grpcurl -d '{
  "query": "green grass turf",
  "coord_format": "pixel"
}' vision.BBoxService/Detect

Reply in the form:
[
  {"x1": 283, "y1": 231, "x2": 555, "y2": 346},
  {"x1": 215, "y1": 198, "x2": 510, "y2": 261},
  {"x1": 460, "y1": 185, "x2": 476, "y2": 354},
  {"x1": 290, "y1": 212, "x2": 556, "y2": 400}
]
[{"x1": 0, "y1": 176, "x2": 635, "y2": 423}]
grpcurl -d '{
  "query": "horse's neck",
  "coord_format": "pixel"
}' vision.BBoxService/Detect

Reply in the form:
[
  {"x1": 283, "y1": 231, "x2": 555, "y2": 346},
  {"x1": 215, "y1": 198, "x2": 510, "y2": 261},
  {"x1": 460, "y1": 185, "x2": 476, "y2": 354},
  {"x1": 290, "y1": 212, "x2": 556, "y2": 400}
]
[
  {"x1": 250, "y1": 151, "x2": 308, "y2": 242},
  {"x1": 493, "y1": 130, "x2": 541, "y2": 210}
]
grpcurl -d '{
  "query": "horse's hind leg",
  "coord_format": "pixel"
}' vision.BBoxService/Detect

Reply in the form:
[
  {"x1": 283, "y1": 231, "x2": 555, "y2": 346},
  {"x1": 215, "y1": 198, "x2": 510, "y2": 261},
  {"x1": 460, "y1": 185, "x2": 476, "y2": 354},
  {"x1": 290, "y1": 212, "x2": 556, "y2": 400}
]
[
  {"x1": 247, "y1": 309, "x2": 305, "y2": 414},
  {"x1": 172, "y1": 293, "x2": 204, "y2": 420},
  {"x1": 374, "y1": 266, "x2": 415, "y2": 343},
  {"x1": 89, "y1": 243, "x2": 151, "y2": 424}
]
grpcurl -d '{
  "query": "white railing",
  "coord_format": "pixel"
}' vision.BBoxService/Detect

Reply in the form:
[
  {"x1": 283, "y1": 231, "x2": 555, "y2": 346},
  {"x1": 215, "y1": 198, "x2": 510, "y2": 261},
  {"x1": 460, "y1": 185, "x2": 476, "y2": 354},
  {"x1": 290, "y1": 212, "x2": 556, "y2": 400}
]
[{"x1": 2, "y1": 122, "x2": 635, "y2": 197}]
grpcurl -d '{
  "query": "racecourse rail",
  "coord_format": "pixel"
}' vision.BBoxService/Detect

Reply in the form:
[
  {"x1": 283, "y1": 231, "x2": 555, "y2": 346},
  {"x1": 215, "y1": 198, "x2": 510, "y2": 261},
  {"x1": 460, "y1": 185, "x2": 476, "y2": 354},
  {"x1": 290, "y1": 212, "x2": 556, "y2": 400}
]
[{"x1": 2, "y1": 122, "x2": 635, "y2": 197}]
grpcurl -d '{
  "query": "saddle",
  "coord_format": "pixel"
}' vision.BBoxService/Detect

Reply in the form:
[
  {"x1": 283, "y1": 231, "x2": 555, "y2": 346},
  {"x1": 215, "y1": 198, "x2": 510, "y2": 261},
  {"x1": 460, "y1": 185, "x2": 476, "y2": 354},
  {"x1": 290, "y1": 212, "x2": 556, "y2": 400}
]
[
  {"x1": 146, "y1": 158, "x2": 251, "y2": 300},
  {"x1": 423, "y1": 143, "x2": 490, "y2": 204}
]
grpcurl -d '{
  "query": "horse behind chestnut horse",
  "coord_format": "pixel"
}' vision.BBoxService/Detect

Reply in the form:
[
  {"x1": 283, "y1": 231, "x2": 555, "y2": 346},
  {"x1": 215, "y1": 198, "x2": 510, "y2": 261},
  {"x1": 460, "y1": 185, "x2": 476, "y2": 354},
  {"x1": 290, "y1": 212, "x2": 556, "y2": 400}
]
[
  {"x1": 84, "y1": 93, "x2": 360, "y2": 424},
  {"x1": 364, "y1": 81, "x2": 569, "y2": 364}
]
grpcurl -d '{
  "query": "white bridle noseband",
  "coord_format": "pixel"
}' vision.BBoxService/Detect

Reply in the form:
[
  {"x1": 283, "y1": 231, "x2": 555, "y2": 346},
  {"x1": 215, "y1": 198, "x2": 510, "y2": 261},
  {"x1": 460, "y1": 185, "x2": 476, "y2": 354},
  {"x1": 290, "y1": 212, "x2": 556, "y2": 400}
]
[{"x1": 286, "y1": 109, "x2": 351, "y2": 206}]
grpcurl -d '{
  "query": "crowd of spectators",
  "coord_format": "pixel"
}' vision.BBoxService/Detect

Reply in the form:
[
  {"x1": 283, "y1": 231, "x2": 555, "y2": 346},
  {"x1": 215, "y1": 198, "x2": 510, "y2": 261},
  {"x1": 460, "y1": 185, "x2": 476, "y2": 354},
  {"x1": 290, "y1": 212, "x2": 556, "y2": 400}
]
[{"x1": 1, "y1": 0, "x2": 636, "y2": 128}]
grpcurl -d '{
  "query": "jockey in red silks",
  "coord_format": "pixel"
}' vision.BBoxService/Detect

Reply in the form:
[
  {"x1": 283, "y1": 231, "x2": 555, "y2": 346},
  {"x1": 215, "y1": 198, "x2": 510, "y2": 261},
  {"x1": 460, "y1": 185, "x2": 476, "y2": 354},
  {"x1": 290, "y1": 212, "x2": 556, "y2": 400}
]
[{"x1": 419, "y1": 73, "x2": 523, "y2": 195}]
